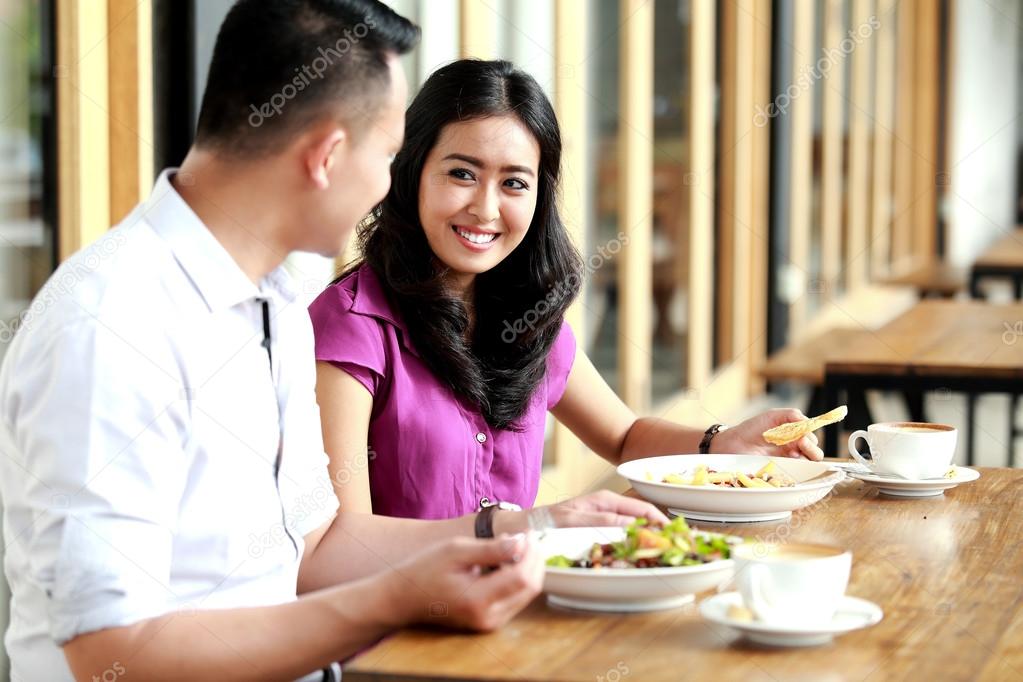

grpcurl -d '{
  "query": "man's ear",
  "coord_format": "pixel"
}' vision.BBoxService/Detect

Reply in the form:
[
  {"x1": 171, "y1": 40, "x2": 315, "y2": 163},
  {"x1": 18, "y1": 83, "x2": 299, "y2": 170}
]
[{"x1": 305, "y1": 127, "x2": 347, "y2": 190}]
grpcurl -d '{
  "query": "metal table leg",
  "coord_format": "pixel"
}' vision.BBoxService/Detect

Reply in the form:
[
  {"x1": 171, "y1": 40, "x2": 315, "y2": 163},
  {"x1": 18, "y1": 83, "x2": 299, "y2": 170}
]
[{"x1": 966, "y1": 392, "x2": 977, "y2": 466}]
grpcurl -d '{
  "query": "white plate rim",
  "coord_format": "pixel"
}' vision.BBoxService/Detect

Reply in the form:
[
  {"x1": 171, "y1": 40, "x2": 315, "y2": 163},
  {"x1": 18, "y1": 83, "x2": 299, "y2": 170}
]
[{"x1": 617, "y1": 455, "x2": 847, "y2": 493}]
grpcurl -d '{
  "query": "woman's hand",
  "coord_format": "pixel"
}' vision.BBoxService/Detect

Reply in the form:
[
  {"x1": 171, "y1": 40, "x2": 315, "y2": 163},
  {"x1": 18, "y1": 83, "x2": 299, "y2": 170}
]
[
  {"x1": 494, "y1": 490, "x2": 669, "y2": 536},
  {"x1": 710, "y1": 408, "x2": 825, "y2": 461}
]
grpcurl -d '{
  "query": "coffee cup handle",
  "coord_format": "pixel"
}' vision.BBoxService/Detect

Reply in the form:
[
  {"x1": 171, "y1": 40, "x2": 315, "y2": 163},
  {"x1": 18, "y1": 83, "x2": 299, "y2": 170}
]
[{"x1": 848, "y1": 430, "x2": 871, "y2": 467}]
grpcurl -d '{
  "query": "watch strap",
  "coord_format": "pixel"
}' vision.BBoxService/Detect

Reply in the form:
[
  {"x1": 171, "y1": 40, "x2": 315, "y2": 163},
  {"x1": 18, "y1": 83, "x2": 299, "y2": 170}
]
[
  {"x1": 475, "y1": 504, "x2": 499, "y2": 538},
  {"x1": 699, "y1": 423, "x2": 725, "y2": 454}
]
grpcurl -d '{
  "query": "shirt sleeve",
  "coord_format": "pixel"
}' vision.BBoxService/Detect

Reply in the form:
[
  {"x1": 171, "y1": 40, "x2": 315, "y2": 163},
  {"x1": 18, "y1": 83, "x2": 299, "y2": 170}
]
[
  {"x1": 308, "y1": 283, "x2": 387, "y2": 397},
  {"x1": 545, "y1": 321, "x2": 578, "y2": 410},
  {"x1": 6, "y1": 315, "x2": 189, "y2": 645}
]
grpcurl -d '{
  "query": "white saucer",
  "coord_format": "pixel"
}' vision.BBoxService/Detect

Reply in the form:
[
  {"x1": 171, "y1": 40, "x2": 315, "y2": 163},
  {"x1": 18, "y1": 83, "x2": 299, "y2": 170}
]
[
  {"x1": 700, "y1": 592, "x2": 883, "y2": 647},
  {"x1": 668, "y1": 508, "x2": 792, "y2": 523},
  {"x1": 846, "y1": 465, "x2": 980, "y2": 497}
]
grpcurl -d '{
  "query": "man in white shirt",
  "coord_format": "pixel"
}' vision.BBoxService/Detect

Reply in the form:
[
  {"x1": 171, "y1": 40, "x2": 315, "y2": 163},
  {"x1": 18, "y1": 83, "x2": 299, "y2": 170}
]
[{"x1": 0, "y1": 1, "x2": 666, "y2": 680}]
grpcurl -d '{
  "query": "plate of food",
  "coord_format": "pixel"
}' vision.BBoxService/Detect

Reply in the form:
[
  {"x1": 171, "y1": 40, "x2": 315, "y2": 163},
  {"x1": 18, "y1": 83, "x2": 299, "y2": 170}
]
[
  {"x1": 617, "y1": 455, "x2": 846, "y2": 523},
  {"x1": 540, "y1": 518, "x2": 740, "y2": 612}
]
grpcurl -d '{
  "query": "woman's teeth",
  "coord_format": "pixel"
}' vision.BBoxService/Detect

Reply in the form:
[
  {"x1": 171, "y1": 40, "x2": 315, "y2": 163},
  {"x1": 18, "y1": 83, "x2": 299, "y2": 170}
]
[{"x1": 454, "y1": 226, "x2": 498, "y2": 244}]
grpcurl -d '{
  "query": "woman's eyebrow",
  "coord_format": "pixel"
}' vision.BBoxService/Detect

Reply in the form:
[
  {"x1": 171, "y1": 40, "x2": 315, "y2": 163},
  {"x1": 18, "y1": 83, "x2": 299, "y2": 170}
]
[{"x1": 441, "y1": 153, "x2": 536, "y2": 177}]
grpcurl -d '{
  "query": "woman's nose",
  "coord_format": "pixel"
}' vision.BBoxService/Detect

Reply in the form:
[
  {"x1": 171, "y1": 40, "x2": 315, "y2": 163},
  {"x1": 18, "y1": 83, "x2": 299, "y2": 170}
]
[{"x1": 468, "y1": 186, "x2": 499, "y2": 224}]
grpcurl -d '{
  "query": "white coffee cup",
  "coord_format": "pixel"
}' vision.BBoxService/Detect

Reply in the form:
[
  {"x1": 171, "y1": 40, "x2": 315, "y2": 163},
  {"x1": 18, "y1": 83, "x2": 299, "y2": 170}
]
[
  {"x1": 847, "y1": 422, "x2": 957, "y2": 480},
  {"x1": 733, "y1": 542, "x2": 851, "y2": 626}
]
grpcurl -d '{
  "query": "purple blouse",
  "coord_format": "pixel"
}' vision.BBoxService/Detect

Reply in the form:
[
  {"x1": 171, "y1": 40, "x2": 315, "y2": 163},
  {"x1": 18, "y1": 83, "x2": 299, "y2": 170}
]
[{"x1": 308, "y1": 265, "x2": 577, "y2": 520}]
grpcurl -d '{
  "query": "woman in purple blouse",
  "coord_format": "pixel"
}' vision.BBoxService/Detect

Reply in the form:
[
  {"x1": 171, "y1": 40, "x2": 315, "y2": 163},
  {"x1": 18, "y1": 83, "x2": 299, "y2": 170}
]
[{"x1": 310, "y1": 59, "x2": 823, "y2": 529}]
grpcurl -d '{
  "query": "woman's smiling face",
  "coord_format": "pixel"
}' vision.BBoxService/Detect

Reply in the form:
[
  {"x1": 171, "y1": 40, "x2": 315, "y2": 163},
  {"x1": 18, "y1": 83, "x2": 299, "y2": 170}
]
[{"x1": 418, "y1": 115, "x2": 541, "y2": 291}]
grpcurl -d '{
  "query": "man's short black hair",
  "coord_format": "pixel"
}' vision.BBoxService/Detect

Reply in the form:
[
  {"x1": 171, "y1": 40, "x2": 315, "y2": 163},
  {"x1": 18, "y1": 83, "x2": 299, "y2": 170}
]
[{"x1": 194, "y1": 0, "x2": 418, "y2": 158}]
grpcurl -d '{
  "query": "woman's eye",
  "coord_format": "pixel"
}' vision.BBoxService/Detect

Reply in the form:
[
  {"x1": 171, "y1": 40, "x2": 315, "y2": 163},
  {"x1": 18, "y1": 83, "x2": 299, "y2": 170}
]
[
  {"x1": 505, "y1": 178, "x2": 529, "y2": 191},
  {"x1": 449, "y1": 168, "x2": 475, "y2": 181}
]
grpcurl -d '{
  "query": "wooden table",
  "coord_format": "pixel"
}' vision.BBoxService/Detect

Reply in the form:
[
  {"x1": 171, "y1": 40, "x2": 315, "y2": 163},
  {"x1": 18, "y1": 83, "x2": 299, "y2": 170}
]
[
  {"x1": 880, "y1": 261, "x2": 967, "y2": 299},
  {"x1": 821, "y1": 301, "x2": 1023, "y2": 465},
  {"x1": 344, "y1": 468, "x2": 1023, "y2": 682},
  {"x1": 970, "y1": 228, "x2": 1023, "y2": 299}
]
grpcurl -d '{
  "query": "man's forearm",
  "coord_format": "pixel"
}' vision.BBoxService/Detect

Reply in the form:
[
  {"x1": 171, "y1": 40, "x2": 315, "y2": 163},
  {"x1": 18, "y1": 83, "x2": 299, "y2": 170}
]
[
  {"x1": 64, "y1": 571, "x2": 405, "y2": 682},
  {"x1": 299, "y1": 508, "x2": 534, "y2": 592},
  {"x1": 299, "y1": 511, "x2": 475, "y2": 591}
]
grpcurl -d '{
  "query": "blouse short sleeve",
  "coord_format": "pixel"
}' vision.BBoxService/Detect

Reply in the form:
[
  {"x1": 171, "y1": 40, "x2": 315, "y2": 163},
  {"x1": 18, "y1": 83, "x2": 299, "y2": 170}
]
[
  {"x1": 545, "y1": 321, "x2": 577, "y2": 410},
  {"x1": 308, "y1": 277, "x2": 387, "y2": 396}
]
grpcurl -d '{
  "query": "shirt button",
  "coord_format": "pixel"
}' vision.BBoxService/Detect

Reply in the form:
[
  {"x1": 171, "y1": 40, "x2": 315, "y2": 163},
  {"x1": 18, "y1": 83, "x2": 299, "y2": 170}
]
[{"x1": 475, "y1": 432, "x2": 487, "y2": 444}]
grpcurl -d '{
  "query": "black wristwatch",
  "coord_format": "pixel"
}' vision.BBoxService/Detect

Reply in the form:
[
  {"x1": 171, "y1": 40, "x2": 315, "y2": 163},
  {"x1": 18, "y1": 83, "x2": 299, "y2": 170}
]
[
  {"x1": 474, "y1": 499, "x2": 522, "y2": 538},
  {"x1": 699, "y1": 424, "x2": 727, "y2": 454}
]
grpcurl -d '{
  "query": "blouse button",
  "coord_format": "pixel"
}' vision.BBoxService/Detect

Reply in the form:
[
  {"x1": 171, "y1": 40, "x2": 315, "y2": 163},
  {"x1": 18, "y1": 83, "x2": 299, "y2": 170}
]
[{"x1": 475, "y1": 432, "x2": 487, "y2": 444}]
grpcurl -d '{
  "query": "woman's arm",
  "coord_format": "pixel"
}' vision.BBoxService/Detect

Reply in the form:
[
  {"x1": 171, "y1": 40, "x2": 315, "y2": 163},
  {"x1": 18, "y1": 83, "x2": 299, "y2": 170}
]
[
  {"x1": 549, "y1": 350, "x2": 704, "y2": 462},
  {"x1": 551, "y1": 349, "x2": 824, "y2": 463},
  {"x1": 315, "y1": 361, "x2": 376, "y2": 512}
]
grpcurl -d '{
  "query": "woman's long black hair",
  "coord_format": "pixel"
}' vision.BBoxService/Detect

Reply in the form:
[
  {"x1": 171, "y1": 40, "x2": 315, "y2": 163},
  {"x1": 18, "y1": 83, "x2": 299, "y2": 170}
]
[{"x1": 344, "y1": 59, "x2": 582, "y2": 430}]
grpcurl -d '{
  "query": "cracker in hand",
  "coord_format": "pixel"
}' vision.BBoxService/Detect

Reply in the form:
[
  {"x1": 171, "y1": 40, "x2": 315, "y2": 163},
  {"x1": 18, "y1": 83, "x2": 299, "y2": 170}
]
[{"x1": 762, "y1": 405, "x2": 848, "y2": 446}]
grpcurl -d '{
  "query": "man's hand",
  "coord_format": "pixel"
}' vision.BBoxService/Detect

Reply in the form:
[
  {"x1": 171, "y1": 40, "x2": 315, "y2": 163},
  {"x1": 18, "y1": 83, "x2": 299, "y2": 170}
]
[
  {"x1": 711, "y1": 408, "x2": 825, "y2": 461},
  {"x1": 386, "y1": 535, "x2": 544, "y2": 632}
]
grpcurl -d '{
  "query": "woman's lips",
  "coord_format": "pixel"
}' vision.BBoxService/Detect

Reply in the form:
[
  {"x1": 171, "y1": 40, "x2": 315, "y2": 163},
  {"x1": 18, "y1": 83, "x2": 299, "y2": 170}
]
[{"x1": 451, "y1": 225, "x2": 501, "y2": 251}]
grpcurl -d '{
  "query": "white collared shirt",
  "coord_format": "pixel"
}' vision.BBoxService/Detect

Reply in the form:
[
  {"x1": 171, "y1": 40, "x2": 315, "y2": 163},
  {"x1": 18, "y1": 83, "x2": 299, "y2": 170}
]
[{"x1": 0, "y1": 170, "x2": 339, "y2": 681}]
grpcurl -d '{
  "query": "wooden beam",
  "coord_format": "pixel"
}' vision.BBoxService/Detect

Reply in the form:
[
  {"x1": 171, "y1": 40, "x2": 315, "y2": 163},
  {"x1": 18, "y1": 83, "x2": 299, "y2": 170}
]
[
  {"x1": 459, "y1": 0, "x2": 497, "y2": 59},
  {"x1": 820, "y1": 0, "x2": 846, "y2": 296},
  {"x1": 787, "y1": 0, "x2": 814, "y2": 338},
  {"x1": 57, "y1": 0, "x2": 111, "y2": 261},
  {"x1": 687, "y1": 0, "x2": 715, "y2": 391},
  {"x1": 548, "y1": 0, "x2": 590, "y2": 495},
  {"x1": 715, "y1": 0, "x2": 737, "y2": 366},
  {"x1": 870, "y1": 0, "x2": 896, "y2": 278},
  {"x1": 845, "y1": 0, "x2": 875, "y2": 290},
  {"x1": 748, "y1": 0, "x2": 772, "y2": 395},
  {"x1": 731, "y1": 0, "x2": 754, "y2": 368},
  {"x1": 891, "y1": 0, "x2": 916, "y2": 270},
  {"x1": 107, "y1": 0, "x2": 154, "y2": 225},
  {"x1": 912, "y1": 0, "x2": 940, "y2": 262},
  {"x1": 617, "y1": 0, "x2": 653, "y2": 412}
]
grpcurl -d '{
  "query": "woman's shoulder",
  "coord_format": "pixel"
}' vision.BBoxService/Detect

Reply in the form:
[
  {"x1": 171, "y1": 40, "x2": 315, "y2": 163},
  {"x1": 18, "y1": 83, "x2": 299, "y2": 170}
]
[
  {"x1": 308, "y1": 264, "x2": 397, "y2": 366},
  {"x1": 309, "y1": 264, "x2": 400, "y2": 326}
]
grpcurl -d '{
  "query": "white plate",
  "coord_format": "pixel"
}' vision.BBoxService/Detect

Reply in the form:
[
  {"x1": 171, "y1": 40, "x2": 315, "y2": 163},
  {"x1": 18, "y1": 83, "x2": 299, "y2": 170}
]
[
  {"x1": 617, "y1": 455, "x2": 846, "y2": 523},
  {"x1": 539, "y1": 527, "x2": 735, "y2": 612},
  {"x1": 700, "y1": 592, "x2": 883, "y2": 647},
  {"x1": 846, "y1": 465, "x2": 980, "y2": 497}
]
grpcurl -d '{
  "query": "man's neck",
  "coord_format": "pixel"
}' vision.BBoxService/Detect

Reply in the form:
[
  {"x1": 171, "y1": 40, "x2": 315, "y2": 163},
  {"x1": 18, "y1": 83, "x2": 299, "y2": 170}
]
[{"x1": 173, "y1": 152, "x2": 290, "y2": 285}]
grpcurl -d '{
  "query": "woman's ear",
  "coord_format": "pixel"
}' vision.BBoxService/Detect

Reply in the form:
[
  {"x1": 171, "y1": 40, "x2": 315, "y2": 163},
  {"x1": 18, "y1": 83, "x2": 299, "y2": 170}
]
[{"x1": 305, "y1": 126, "x2": 347, "y2": 190}]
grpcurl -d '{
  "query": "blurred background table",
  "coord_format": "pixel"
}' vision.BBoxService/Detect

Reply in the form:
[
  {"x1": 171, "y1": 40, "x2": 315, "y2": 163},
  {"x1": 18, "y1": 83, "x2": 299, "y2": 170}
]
[
  {"x1": 344, "y1": 467, "x2": 1023, "y2": 682},
  {"x1": 970, "y1": 228, "x2": 1023, "y2": 300},
  {"x1": 822, "y1": 301, "x2": 1023, "y2": 465}
]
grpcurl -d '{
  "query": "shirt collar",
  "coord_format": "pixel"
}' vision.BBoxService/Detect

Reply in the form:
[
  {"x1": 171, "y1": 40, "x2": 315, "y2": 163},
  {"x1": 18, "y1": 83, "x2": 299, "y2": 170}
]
[
  {"x1": 350, "y1": 265, "x2": 419, "y2": 356},
  {"x1": 144, "y1": 168, "x2": 298, "y2": 311}
]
